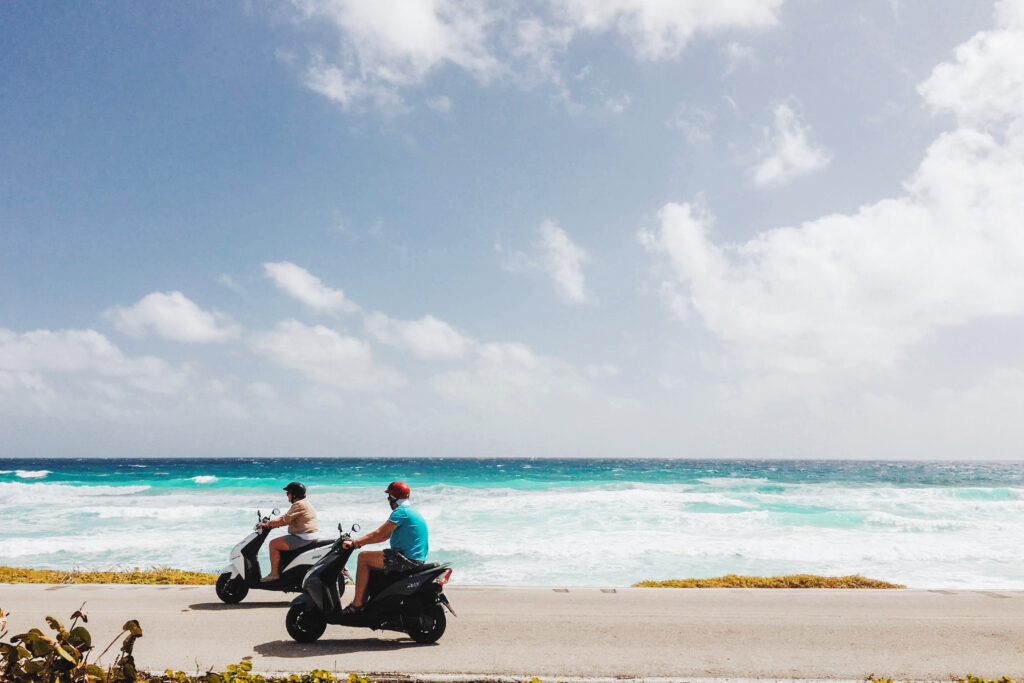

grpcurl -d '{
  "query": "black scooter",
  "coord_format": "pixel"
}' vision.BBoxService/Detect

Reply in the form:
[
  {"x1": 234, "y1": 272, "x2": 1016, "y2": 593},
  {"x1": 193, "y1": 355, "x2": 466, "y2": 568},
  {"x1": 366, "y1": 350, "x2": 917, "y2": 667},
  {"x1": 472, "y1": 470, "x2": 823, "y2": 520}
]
[
  {"x1": 215, "y1": 508, "x2": 336, "y2": 604},
  {"x1": 285, "y1": 523, "x2": 455, "y2": 643}
]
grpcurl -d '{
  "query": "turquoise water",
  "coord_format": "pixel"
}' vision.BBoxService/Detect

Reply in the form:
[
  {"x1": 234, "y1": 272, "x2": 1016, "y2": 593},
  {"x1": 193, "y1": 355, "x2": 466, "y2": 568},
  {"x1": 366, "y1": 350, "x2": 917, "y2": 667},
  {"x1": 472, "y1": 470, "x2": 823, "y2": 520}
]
[{"x1": 1, "y1": 458, "x2": 1022, "y2": 587}]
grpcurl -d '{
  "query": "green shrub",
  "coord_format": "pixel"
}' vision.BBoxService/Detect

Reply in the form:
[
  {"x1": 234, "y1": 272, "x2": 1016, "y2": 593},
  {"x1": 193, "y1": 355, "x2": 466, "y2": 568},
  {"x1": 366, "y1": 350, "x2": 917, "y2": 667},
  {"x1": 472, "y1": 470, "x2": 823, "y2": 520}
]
[
  {"x1": 633, "y1": 574, "x2": 904, "y2": 588},
  {"x1": 0, "y1": 567, "x2": 217, "y2": 586},
  {"x1": 0, "y1": 605, "x2": 142, "y2": 682}
]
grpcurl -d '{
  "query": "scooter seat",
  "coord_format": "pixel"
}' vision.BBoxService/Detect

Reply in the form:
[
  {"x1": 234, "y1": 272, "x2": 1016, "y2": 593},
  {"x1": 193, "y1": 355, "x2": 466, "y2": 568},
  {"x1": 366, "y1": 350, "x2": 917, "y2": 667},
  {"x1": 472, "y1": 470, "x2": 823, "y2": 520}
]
[{"x1": 389, "y1": 561, "x2": 441, "y2": 578}]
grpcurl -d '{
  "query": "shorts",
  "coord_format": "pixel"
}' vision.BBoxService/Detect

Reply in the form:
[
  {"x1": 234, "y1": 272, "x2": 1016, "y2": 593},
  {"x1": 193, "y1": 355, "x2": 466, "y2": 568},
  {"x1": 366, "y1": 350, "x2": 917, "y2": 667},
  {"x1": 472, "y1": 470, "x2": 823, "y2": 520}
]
[
  {"x1": 282, "y1": 534, "x2": 316, "y2": 550},
  {"x1": 382, "y1": 548, "x2": 423, "y2": 574}
]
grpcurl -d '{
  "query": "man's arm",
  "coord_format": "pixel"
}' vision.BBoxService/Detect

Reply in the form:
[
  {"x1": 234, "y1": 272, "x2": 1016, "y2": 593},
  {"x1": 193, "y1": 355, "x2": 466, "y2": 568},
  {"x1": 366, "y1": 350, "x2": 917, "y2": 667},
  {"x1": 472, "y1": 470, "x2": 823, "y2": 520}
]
[
  {"x1": 346, "y1": 521, "x2": 397, "y2": 548},
  {"x1": 259, "y1": 505, "x2": 296, "y2": 530}
]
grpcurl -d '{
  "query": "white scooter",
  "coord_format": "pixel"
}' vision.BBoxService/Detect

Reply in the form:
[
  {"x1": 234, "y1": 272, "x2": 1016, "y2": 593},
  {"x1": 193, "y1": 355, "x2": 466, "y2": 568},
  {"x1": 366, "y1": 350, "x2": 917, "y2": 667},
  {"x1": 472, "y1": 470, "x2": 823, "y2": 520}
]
[{"x1": 215, "y1": 508, "x2": 336, "y2": 604}]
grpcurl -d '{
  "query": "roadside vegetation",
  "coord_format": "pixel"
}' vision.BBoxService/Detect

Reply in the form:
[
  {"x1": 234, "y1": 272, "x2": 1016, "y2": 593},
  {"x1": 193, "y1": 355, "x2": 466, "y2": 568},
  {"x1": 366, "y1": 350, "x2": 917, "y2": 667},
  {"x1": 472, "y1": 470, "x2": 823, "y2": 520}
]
[
  {"x1": 0, "y1": 567, "x2": 217, "y2": 586},
  {"x1": 0, "y1": 606, "x2": 1015, "y2": 683},
  {"x1": 2, "y1": 567, "x2": 904, "y2": 590},
  {"x1": 633, "y1": 574, "x2": 905, "y2": 588}
]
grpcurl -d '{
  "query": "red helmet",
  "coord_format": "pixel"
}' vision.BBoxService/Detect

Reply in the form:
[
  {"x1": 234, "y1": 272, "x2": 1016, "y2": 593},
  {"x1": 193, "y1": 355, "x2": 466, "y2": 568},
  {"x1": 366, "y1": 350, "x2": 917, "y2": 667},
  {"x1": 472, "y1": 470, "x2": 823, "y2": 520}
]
[{"x1": 385, "y1": 481, "x2": 411, "y2": 499}]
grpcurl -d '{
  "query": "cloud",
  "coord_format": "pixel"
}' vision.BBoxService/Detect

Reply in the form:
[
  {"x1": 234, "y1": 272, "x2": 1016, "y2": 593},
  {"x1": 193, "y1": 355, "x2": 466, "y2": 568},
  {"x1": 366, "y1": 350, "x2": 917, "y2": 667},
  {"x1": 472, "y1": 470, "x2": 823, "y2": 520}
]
[
  {"x1": 287, "y1": 0, "x2": 785, "y2": 110},
  {"x1": 365, "y1": 312, "x2": 474, "y2": 359},
  {"x1": 538, "y1": 221, "x2": 590, "y2": 304},
  {"x1": 668, "y1": 102, "x2": 716, "y2": 145},
  {"x1": 427, "y1": 95, "x2": 452, "y2": 113},
  {"x1": 556, "y1": 0, "x2": 783, "y2": 61},
  {"x1": 219, "y1": 274, "x2": 243, "y2": 293},
  {"x1": 263, "y1": 262, "x2": 360, "y2": 314},
  {"x1": 503, "y1": 221, "x2": 591, "y2": 304},
  {"x1": 587, "y1": 363, "x2": 620, "y2": 379},
  {"x1": 605, "y1": 94, "x2": 631, "y2": 113},
  {"x1": 0, "y1": 328, "x2": 191, "y2": 396},
  {"x1": 752, "y1": 103, "x2": 831, "y2": 187},
  {"x1": 431, "y1": 341, "x2": 588, "y2": 408},
  {"x1": 251, "y1": 319, "x2": 404, "y2": 391},
  {"x1": 642, "y1": 2, "x2": 1024, "y2": 374},
  {"x1": 722, "y1": 41, "x2": 755, "y2": 74},
  {"x1": 292, "y1": 0, "x2": 499, "y2": 110},
  {"x1": 103, "y1": 292, "x2": 241, "y2": 343}
]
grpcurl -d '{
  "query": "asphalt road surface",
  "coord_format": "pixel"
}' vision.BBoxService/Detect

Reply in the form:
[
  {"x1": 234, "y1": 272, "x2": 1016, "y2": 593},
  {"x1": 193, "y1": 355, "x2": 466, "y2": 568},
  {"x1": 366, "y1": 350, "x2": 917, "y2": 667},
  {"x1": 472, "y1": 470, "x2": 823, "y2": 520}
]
[{"x1": 1, "y1": 585, "x2": 1023, "y2": 680}]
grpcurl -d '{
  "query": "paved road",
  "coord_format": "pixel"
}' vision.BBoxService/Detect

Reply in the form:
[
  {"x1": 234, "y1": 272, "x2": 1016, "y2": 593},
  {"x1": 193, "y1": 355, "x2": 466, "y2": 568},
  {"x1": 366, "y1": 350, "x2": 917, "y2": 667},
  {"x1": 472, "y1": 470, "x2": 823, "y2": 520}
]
[{"x1": 1, "y1": 585, "x2": 1023, "y2": 680}]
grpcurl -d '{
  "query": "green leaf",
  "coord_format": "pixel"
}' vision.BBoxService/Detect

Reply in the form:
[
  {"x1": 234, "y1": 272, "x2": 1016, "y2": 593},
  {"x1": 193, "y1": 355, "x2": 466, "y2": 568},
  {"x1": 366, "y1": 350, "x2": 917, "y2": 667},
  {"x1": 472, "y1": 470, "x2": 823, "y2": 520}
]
[
  {"x1": 121, "y1": 620, "x2": 142, "y2": 637},
  {"x1": 46, "y1": 616, "x2": 66, "y2": 634},
  {"x1": 53, "y1": 641, "x2": 79, "y2": 664},
  {"x1": 70, "y1": 625, "x2": 93, "y2": 649}
]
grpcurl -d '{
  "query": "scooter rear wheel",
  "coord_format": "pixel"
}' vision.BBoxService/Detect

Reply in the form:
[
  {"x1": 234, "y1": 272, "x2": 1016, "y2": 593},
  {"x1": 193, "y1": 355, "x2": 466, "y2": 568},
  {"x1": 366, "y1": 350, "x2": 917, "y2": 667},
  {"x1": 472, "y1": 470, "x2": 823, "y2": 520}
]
[
  {"x1": 286, "y1": 604, "x2": 327, "y2": 642},
  {"x1": 215, "y1": 572, "x2": 249, "y2": 604},
  {"x1": 406, "y1": 602, "x2": 446, "y2": 643}
]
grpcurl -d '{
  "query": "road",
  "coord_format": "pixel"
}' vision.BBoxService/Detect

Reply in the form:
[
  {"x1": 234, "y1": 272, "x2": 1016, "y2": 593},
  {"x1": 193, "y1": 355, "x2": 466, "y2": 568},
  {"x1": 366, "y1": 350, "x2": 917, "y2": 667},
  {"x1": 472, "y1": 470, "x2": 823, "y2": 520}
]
[{"x1": 1, "y1": 585, "x2": 1023, "y2": 680}]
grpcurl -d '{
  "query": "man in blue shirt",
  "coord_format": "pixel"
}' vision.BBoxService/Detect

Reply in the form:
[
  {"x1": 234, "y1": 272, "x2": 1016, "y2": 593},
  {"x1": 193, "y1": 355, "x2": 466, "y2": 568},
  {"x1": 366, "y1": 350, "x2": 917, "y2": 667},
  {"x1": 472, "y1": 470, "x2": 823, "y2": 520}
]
[{"x1": 341, "y1": 480, "x2": 429, "y2": 611}]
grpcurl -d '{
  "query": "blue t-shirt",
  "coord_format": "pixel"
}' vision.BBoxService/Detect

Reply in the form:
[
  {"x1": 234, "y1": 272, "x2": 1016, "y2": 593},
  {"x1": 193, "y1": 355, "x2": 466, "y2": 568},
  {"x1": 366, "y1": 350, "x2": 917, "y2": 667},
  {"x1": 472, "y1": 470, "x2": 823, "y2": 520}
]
[{"x1": 387, "y1": 500, "x2": 429, "y2": 562}]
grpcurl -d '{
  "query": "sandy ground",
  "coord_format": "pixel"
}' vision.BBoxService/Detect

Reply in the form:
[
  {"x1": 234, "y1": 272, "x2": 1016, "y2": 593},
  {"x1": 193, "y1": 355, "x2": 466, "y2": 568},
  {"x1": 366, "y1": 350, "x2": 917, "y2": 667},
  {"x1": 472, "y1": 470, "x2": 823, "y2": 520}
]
[{"x1": 1, "y1": 584, "x2": 1023, "y2": 680}]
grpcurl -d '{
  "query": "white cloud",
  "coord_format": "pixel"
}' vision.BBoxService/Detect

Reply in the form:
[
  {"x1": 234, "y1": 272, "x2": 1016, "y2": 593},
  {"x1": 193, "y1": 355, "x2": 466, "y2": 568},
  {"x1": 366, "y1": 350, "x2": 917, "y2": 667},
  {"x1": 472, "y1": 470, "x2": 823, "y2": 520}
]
[
  {"x1": 219, "y1": 274, "x2": 243, "y2": 293},
  {"x1": 668, "y1": 102, "x2": 716, "y2": 145},
  {"x1": 555, "y1": 0, "x2": 783, "y2": 61},
  {"x1": 642, "y1": 2, "x2": 1024, "y2": 375},
  {"x1": 432, "y1": 341, "x2": 588, "y2": 408},
  {"x1": 251, "y1": 319, "x2": 404, "y2": 391},
  {"x1": 752, "y1": 103, "x2": 831, "y2": 187},
  {"x1": 292, "y1": 0, "x2": 499, "y2": 110},
  {"x1": 287, "y1": 0, "x2": 784, "y2": 110},
  {"x1": 500, "y1": 220, "x2": 591, "y2": 304},
  {"x1": 427, "y1": 95, "x2": 452, "y2": 113},
  {"x1": 263, "y1": 262, "x2": 360, "y2": 314},
  {"x1": 365, "y1": 312, "x2": 474, "y2": 359},
  {"x1": 538, "y1": 220, "x2": 590, "y2": 304},
  {"x1": 605, "y1": 94, "x2": 631, "y2": 113},
  {"x1": 722, "y1": 41, "x2": 755, "y2": 74},
  {"x1": 103, "y1": 292, "x2": 240, "y2": 343},
  {"x1": 587, "y1": 363, "x2": 620, "y2": 379},
  {"x1": 0, "y1": 328, "x2": 191, "y2": 396}
]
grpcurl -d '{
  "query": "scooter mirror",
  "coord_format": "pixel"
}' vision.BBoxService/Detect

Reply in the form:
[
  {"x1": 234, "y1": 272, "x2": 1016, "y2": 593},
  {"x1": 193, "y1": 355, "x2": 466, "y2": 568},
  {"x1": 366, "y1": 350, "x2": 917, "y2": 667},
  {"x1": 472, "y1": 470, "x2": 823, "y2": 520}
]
[
  {"x1": 272, "y1": 508, "x2": 281, "y2": 516},
  {"x1": 352, "y1": 523, "x2": 361, "y2": 533}
]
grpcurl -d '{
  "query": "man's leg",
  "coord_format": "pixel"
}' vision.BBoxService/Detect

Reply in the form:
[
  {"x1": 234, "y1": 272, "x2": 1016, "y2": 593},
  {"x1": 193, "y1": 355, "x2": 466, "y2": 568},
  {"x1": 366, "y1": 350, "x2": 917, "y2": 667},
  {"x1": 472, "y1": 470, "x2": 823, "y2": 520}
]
[
  {"x1": 266, "y1": 537, "x2": 288, "y2": 579},
  {"x1": 352, "y1": 550, "x2": 384, "y2": 607}
]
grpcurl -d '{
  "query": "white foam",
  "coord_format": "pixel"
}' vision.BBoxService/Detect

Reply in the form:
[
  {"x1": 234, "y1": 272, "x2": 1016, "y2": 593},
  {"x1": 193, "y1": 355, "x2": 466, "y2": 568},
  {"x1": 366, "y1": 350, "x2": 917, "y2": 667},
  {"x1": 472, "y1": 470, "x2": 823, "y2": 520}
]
[
  {"x1": 191, "y1": 475, "x2": 218, "y2": 484},
  {"x1": 15, "y1": 469, "x2": 50, "y2": 479},
  {"x1": 0, "y1": 482, "x2": 151, "y2": 504}
]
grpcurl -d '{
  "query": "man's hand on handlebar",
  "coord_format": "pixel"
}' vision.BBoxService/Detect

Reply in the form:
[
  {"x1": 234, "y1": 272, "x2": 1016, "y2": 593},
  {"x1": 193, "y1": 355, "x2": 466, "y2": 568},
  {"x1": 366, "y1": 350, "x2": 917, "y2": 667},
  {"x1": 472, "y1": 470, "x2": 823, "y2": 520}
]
[{"x1": 342, "y1": 539, "x2": 357, "y2": 550}]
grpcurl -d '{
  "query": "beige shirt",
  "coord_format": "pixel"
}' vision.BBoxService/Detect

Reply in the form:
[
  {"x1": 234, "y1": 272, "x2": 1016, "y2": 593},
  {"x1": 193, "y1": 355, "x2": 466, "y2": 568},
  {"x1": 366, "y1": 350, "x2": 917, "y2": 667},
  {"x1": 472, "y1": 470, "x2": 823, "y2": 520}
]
[{"x1": 280, "y1": 498, "x2": 318, "y2": 535}]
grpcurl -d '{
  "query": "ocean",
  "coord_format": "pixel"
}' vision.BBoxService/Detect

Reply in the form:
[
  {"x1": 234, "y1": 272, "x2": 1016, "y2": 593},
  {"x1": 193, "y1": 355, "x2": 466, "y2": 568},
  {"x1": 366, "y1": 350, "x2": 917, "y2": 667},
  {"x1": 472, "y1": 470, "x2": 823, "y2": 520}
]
[{"x1": 1, "y1": 458, "x2": 1021, "y2": 588}]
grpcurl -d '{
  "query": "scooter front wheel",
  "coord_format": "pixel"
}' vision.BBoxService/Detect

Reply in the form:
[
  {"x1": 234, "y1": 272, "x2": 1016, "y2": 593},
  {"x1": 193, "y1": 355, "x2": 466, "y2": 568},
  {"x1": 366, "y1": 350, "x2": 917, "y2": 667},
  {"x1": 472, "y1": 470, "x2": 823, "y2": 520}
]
[
  {"x1": 286, "y1": 604, "x2": 327, "y2": 642},
  {"x1": 215, "y1": 572, "x2": 249, "y2": 604},
  {"x1": 406, "y1": 602, "x2": 446, "y2": 644}
]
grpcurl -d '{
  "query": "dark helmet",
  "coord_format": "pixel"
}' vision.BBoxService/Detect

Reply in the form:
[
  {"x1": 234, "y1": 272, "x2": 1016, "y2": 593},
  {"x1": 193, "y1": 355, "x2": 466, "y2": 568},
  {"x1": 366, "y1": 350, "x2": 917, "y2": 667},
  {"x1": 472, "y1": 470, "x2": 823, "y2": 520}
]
[
  {"x1": 385, "y1": 481, "x2": 411, "y2": 499},
  {"x1": 283, "y1": 481, "x2": 306, "y2": 499}
]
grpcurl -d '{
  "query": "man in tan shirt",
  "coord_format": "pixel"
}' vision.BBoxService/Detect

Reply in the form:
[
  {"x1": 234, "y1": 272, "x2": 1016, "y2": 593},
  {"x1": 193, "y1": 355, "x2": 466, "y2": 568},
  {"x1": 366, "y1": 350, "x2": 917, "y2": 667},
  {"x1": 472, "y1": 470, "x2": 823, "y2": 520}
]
[{"x1": 257, "y1": 481, "x2": 319, "y2": 581}]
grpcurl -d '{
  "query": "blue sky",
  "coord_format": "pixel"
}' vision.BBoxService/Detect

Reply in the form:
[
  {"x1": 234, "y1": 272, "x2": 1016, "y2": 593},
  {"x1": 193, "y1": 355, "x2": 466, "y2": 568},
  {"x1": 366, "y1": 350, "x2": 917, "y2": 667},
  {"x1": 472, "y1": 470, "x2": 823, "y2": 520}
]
[{"x1": 3, "y1": 0, "x2": 1023, "y2": 459}]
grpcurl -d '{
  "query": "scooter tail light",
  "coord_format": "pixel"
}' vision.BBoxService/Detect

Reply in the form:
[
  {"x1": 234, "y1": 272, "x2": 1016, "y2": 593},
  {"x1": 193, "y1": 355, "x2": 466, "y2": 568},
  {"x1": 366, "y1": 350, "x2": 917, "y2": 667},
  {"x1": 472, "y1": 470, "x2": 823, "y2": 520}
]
[{"x1": 435, "y1": 569, "x2": 452, "y2": 586}]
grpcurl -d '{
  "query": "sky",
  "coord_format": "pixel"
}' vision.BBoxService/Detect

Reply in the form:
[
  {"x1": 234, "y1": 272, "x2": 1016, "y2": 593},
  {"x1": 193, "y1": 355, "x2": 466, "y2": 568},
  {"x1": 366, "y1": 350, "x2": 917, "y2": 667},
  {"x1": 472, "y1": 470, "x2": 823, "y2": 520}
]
[{"x1": 2, "y1": 0, "x2": 1024, "y2": 460}]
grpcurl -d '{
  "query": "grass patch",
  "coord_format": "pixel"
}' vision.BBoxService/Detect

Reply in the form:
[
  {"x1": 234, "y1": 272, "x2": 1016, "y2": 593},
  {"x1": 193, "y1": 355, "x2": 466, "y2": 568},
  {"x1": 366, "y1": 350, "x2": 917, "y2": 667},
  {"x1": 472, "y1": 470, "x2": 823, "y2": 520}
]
[
  {"x1": 633, "y1": 574, "x2": 905, "y2": 588},
  {"x1": 0, "y1": 566, "x2": 217, "y2": 585}
]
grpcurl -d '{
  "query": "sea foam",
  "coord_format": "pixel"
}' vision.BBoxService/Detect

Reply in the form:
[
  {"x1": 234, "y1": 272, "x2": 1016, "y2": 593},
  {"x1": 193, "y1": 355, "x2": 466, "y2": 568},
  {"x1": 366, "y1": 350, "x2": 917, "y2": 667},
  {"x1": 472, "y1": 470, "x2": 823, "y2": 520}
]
[{"x1": 15, "y1": 469, "x2": 50, "y2": 479}]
